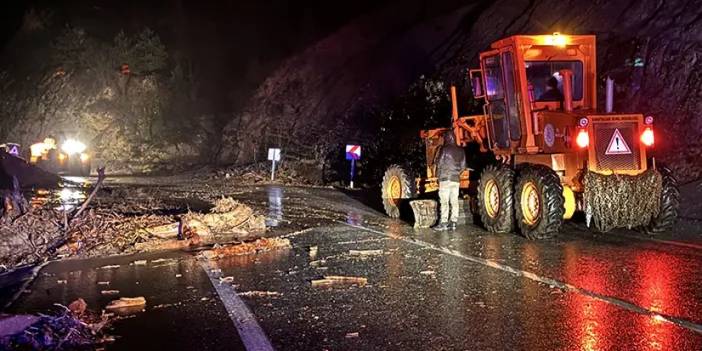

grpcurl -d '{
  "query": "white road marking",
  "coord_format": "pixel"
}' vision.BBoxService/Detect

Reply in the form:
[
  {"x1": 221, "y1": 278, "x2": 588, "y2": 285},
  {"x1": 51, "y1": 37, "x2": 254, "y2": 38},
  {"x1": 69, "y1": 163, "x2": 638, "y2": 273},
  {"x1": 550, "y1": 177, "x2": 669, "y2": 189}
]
[
  {"x1": 200, "y1": 259, "x2": 275, "y2": 351},
  {"x1": 341, "y1": 222, "x2": 702, "y2": 334}
]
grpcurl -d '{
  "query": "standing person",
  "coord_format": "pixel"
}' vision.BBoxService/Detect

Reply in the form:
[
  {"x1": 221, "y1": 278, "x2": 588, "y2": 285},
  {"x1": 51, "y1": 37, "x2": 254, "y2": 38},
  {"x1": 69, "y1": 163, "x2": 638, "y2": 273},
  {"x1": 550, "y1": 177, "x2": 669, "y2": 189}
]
[{"x1": 433, "y1": 132, "x2": 466, "y2": 231}]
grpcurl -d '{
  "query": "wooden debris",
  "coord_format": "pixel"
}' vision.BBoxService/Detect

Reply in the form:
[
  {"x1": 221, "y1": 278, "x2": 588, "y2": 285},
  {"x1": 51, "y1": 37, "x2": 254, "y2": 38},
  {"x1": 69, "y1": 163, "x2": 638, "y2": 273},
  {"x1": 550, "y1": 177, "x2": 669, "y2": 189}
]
[
  {"x1": 100, "y1": 290, "x2": 120, "y2": 295},
  {"x1": 219, "y1": 276, "x2": 234, "y2": 284},
  {"x1": 137, "y1": 222, "x2": 180, "y2": 239},
  {"x1": 309, "y1": 245, "x2": 318, "y2": 259},
  {"x1": 105, "y1": 297, "x2": 146, "y2": 314},
  {"x1": 349, "y1": 249, "x2": 383, "y2": 256},
  {"x1": 201, "y1": 237, "x2": 291, "y2": 259},
  {"x1": 100, "y1": 265, "x2": 120, "y2": 270},
  {"x1": 68, "y1": 298, "x2": 87, "y2": 315},
  {"x1": 182, "y1": 197, "x2": 266, "y2": 238},
  {"x1": 134, "y1": 239, "x2": 193, "y2": 252},
  {"x1": 237, "y1": 291, "x2": 282, "y2": 298},
  {"x1": 311, "y1": 275, "x2": 367, "y2": 288},
  {"x1": 345, "y1": 332, "x2": 360, "y2": 338},
  {"x1": 132, "y1": 260, "x2": 147, "y2": 266}
]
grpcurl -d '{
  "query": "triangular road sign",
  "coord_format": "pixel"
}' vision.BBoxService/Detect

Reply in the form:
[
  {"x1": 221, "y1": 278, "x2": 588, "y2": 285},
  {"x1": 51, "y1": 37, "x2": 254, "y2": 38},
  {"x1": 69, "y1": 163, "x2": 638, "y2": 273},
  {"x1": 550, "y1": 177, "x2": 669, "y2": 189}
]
[
  {"x1": 605, "y1": 129, "x2": 631, "y2": 155},
  {"x1": 8, "y1": 145, "x2": 19, "y2": 156}
]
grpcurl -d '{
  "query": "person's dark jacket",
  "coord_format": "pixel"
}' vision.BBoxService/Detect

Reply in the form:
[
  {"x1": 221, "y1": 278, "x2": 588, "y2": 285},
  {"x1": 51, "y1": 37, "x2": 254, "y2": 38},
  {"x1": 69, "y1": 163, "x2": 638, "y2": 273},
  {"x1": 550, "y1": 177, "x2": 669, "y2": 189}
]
[{"x1": 436, "y1": 132, "x2": 466, "y2": 182}]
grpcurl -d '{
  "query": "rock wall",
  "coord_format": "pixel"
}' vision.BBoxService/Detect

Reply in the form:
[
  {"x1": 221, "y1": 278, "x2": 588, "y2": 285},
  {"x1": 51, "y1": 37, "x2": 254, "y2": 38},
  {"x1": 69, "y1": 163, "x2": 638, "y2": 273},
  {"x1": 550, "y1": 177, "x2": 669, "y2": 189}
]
[{"x1": 231, "y1": 0, "x2": 702, "y2": 182}]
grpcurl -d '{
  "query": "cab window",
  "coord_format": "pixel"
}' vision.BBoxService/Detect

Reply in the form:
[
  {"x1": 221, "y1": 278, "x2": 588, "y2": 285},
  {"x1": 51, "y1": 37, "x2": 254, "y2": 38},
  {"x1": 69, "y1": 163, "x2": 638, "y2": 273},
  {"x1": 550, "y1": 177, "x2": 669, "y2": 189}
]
[{"x1": 526, "y1": 61, "x2": 583, "y2": 102}]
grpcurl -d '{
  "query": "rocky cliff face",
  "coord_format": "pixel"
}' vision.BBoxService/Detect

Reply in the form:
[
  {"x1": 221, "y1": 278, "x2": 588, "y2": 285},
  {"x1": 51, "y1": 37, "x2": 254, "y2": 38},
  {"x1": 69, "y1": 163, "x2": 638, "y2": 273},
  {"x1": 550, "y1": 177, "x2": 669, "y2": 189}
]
[{"x1": 232, "y1": 0, "x2": 702, "y2": 182}]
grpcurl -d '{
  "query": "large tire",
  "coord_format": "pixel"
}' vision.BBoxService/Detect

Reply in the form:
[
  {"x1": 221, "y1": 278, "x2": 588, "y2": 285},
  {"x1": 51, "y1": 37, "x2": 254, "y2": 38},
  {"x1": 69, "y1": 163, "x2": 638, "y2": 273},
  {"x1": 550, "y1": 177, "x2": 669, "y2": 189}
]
[
  {"x1": 381, "y1": 165, "x2": 415, "y2": 218},
  {"x1": 515, "y1": 164, "x2": 564, "y2": 240},
  {"x1": 641, "y1": 166, "x2": 679, "y2": 234},
  {"x1": 477, "y1": 164, "x2": 514, "y2": 233}
]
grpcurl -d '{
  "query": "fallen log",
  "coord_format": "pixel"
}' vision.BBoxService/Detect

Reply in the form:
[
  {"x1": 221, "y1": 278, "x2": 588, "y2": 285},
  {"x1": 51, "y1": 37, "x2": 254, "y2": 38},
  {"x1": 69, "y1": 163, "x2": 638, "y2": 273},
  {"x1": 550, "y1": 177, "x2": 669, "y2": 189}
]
[
  {"x1": 311, "y1": 275, "x2": 368, "y2": 288},
  {"x1": 200, "y1": 237, "x2": 291, "y2": 259}
]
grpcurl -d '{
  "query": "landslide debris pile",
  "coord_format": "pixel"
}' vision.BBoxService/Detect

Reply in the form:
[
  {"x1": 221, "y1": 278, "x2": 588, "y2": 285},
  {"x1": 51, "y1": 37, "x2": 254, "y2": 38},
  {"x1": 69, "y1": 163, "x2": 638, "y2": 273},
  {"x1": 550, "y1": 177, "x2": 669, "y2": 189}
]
[
  {"x1": 209, "y1": 161, "x2": 323, "y2": 185},
  {"x1": 0, "y1": 193, "x2": 266, "y2": 272},
  {"x1": 0, "y1": 299, "x2": 113, "y2": 350}
]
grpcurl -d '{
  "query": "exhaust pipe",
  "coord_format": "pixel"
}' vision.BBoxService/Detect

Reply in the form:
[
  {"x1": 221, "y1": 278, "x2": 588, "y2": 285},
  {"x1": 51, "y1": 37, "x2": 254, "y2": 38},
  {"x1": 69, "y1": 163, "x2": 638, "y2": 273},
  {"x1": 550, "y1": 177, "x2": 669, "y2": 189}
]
[
  {"x1": 605, "y1": 76, "x2": 614, "y2": 113},
  {"x1": 560, "y1": 69, "x2": 573, "y2": 112}
]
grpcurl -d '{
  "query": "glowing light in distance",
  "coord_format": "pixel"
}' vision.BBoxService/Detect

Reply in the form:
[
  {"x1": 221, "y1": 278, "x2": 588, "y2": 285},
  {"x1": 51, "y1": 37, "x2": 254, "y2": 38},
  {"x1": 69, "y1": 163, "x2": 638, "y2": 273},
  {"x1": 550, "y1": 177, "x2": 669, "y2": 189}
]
[{"x1": 61, "y1": 139, "x2": 87, "y2": 155}]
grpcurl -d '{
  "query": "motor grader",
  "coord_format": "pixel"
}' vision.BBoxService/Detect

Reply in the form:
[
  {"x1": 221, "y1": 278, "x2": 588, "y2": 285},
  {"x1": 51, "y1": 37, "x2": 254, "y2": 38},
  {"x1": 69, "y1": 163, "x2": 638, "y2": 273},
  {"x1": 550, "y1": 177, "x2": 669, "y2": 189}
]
[{"x1": 381, "y1": 33, "x2": 679, "y2": 239}]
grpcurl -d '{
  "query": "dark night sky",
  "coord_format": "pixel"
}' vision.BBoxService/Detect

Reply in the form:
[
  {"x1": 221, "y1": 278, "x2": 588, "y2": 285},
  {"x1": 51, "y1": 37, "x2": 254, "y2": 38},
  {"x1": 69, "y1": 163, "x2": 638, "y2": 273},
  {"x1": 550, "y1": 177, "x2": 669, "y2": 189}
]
[{"x1": 1, "y1": 0, "x2": 386, "y2": 111}]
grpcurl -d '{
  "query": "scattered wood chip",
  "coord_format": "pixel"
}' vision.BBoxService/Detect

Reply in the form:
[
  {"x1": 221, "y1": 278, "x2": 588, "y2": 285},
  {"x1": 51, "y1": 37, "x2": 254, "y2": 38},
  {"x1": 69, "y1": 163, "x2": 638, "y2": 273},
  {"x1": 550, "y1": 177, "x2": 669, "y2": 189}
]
[
  {"x1": 132, "y1": 260, "x2": 147, "y2": 266},
  {"x1": 105, "y1": 297, "x2": 146, "y2": 315},
  {"x1": 153, "y1": 302, "x2": 182, "y2": 309},
  {"x1": 238, "y1": 291, "x2": 282, "y2": 298},
  {"x1": 309, "y1": 260, "x2": 326, "y2": 267},
  {"x1": 219, "y1": 276, "x2": 234, "y2": 284},
  {"x1": 345, "y1": 332, "x2": 359, "y2": 338},
  {"x1": 101, "y1": 290, "x2": 120, "y2": 295},
  {"x1": 309, "y1": 245, "x2": 318, "y2": 259},
  {"x1": 349, "y1": 249, "x2": 383, "y2": 256},
  {"x1": 175, "y1": 274, "x2": 182, "y2": 278},
  {"x1": 138, "y1": 222, "x2": 180, "y2": 239},
  {"x1": 201, "y1": 238, "x2": 291, "y2": 259},
  {"x1": 134, "y1": 239, "x2": 193, "y2": 252},
  {"x1": 97, "y1": 281, "x2": 110, "y2": 285},
  {"x1": 311, "y1": 276, "x2": 367, "y2": 288},
  {"x1": 68, "y1": 298, "x2": 87, "y2": 315},
  {"x1": 419, "y1": 270, "x2": 435, "y2": 275},
  {"x1": 57, "y1": 280, "x2": 67, "y2": 284},
  {"x1": 100, "y1": 265, "x2": 120, "y2": 270}
]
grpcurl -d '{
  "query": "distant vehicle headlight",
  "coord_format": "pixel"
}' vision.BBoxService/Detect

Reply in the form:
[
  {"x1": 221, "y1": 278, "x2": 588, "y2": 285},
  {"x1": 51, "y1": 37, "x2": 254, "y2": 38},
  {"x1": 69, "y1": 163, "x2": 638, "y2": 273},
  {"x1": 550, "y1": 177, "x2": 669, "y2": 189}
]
[{"x1": 61, "y1": 139, "x2": 87, "y2": 155}]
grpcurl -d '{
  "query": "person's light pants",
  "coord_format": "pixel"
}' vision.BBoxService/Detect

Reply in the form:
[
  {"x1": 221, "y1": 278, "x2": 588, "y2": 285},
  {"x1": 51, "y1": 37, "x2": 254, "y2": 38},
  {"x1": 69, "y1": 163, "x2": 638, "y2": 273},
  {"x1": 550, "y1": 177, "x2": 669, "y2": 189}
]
[{"x1": 439, "y1": 181, "x2": 460, "y2": 223}]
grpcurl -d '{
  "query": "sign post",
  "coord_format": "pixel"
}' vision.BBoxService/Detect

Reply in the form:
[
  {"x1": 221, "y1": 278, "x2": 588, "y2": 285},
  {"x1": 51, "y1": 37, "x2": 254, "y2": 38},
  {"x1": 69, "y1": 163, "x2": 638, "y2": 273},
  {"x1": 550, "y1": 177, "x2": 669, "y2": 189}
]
[
  {"x1": 267, "y1": 148, "x2": 281, "y2": 181},
  {"x1": 345, "y1": 144, "x2": 361, "y2": 188}
]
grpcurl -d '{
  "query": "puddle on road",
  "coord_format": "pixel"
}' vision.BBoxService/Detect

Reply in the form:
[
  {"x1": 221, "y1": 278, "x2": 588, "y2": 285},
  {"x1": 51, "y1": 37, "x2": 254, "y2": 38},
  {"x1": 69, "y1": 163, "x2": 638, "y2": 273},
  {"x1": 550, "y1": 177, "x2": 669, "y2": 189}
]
[
  {"x1": 266, "y1": 186, "x2": 284, "y2": 227},
  {"x1": 29, "y1": 178, "x2": 91, "y2": 211}
]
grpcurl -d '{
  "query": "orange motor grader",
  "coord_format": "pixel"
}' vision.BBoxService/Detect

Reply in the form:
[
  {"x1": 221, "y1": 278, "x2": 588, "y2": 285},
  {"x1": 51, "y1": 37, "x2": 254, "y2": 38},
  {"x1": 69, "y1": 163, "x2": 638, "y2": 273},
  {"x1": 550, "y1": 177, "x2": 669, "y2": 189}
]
[{"x1": 381, "y1": 33, "x2": 679, "y2": 239}]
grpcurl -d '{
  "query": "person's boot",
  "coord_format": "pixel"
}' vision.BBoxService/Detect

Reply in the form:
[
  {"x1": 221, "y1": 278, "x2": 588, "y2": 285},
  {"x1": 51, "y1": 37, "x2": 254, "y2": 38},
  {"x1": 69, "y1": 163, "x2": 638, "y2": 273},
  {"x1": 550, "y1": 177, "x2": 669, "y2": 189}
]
[
  {"x1": 433, "y1": 222, "x2": 449, "y2": 231},
  {"x1": 449, "y1": 222, "x2": 457, "y2": 231}
]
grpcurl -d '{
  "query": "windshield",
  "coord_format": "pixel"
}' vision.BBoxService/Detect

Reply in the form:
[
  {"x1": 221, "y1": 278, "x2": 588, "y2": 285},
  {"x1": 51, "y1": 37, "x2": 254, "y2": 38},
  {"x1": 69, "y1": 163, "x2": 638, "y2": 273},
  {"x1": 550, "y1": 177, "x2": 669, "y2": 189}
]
[{"x1": 526, "y1": 61, "x2": 583, "y2": 102}]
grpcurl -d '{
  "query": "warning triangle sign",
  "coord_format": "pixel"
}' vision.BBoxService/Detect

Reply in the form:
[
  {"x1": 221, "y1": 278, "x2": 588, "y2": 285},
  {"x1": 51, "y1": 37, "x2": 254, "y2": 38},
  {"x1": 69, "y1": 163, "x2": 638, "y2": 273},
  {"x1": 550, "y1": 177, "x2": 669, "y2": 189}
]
[
  {"x1": 8, "y1": 145, "x2": 19, "y2": 156},
  {"x1": 605, "y1": 129, "x2": 632, "y2": 155}
]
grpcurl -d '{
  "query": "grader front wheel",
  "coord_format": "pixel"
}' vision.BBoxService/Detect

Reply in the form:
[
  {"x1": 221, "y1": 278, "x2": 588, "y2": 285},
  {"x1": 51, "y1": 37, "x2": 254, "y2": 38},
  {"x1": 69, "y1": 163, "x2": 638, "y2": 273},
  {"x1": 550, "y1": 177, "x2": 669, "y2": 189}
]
[
  {"x1": 515, "y1": 164, "x2": 564, "y2": 240},
  {"x1": 477, "y1": 165, "x2": 515, "y2": 233},
  {"x1": 381, "y1": 165, "x2": 414, "y2": 218}
]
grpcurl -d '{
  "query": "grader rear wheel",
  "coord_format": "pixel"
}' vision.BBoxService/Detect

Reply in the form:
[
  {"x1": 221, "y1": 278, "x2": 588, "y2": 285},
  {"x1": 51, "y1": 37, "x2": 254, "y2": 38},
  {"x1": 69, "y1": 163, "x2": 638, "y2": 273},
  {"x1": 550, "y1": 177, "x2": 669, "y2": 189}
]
[
  {"x1": 641, "y1": 166, "x2": 679, "y2": 234},
  {"x1": 381, "y1": 165, "x2": 414, "y2": 218},
  {"x1": 477, "y1": 165, "x2": 514, "y2": 233},
  {"x1": 515, "y1": 164, "x2": 564, "y2": 240}
]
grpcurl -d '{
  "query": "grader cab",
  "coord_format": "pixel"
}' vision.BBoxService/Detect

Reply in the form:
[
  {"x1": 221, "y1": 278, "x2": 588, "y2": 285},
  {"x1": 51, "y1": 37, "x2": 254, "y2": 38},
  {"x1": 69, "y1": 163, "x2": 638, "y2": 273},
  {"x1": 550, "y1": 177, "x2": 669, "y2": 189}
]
[{"x1": 381, "y1": 33, "x2": 679, "y2": 239}]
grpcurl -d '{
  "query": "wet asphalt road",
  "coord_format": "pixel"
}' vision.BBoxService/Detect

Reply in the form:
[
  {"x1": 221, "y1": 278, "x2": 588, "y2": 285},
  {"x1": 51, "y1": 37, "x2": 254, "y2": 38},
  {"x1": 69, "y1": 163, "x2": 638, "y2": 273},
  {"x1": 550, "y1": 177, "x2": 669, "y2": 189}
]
[{"x1": 5, "y1": 177, "x2": 702, "y2": 350}]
